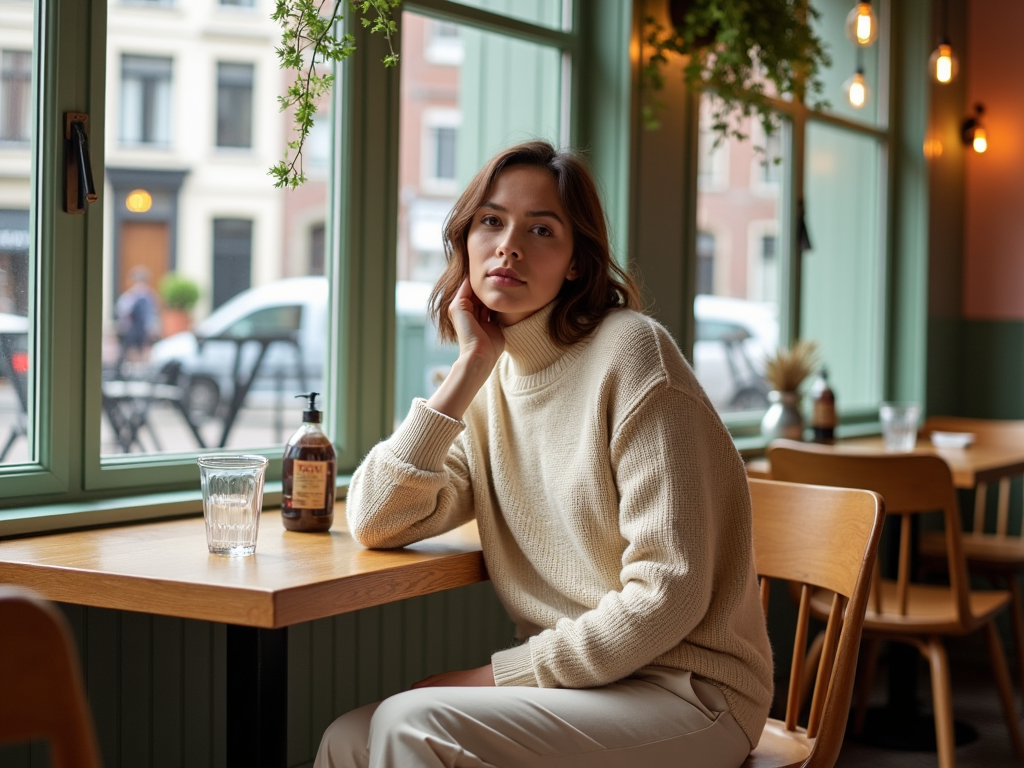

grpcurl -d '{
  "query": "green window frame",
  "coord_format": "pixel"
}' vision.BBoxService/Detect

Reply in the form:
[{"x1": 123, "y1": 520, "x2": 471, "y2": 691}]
[
  {"x1": 0, "y1": 0, "x2": 633, "y2": 534},
  {"x1": 630, "y1": 0, "x2": 928, "y2": 444}
]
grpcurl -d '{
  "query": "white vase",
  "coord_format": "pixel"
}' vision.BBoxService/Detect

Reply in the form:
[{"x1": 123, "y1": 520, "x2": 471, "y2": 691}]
[{"x1": 761, "y1": 390, "x2": 804, "y2": 441}]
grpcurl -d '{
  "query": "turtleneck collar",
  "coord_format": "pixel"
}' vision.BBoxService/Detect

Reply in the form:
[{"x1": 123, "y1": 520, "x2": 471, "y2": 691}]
[
  {"x1": 500, "y1": 303, "x2": 562, "y2": 376},
  {"x1": 498, "y1": 303, "x2": 590, "y2": 391}
]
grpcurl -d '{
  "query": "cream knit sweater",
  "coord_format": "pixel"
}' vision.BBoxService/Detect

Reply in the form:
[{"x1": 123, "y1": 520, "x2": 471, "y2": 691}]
[{"x1": 347, "y1": 304, "x2": 774, "y2": 748}]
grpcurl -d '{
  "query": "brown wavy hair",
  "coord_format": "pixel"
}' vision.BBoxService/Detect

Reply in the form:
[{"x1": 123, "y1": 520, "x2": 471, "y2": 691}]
[{"x1": 429, "y1": 140, "x2": 640, "y2": 346}]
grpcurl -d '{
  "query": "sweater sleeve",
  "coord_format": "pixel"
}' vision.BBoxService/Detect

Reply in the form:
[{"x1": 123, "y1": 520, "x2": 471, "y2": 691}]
[
  {"x1": 346, "y1": 398, "x2": 476, "y2": 549},
  {"x1": 491, "y1": 381, "x2": 748, "y2": 688}
]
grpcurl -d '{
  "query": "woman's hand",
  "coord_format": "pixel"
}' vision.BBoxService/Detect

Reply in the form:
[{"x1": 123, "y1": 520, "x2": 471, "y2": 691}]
[
  {"x1": 449, "y1": 277, "x2": 505, "y2": 369},
  {"x1": 426, "y1": 279, "x2": 504, "y2": 420},
  {"x1": 410, "y1": 663, "x2": 495, "y2": 689}
]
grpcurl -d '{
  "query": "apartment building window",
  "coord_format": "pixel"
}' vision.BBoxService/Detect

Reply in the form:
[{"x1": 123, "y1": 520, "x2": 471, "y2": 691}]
[
  {"x1": 420, "y1": 109, "x2": 461, "y2": 195},
  {"x1": 0, "y1": 51, "x2": 32, "y2": 143},
  {"x1": 219, "y1": 0, "x2": 255, "y2": 6},
  {"x1": 212, "y1": 218, "x2": 253, "y2": 309},
  {"x1": 120, "y1": 55, "x2": 173, "y2": 146},
  {"x1": 216, "y1": 62, "x2": 254, "y2": 148}
]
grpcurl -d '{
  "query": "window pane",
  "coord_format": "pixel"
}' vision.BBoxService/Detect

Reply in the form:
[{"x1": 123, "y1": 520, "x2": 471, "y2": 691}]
[
  {"x1": 692, "y1": 97, "x2": 782, "y2": 415},
  {"x1": 0, "y1": 4, "x2": 36, "y2": 465},
  {"x1": 811, "y1": 0, "x2": 883, "y2": 126},
  {"x1": 216, "y1": 62, "x2": 254, "y2": 148},
  {"x1": 395, "y1": 12, "x2": 562, "y2": 426},
  {"x1": 102, "y1": 4, "x2": 330, "y2": 457},
  {"x1": 801, "y1": 122, "x2": 884, "y2": 410},
  {"x1": 441, "y1": 0, "x2": 566, "y2": 30}
]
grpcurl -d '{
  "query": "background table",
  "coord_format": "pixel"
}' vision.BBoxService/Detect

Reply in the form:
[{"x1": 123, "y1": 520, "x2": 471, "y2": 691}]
[
  {"x1": 746, "y1": 435, "x2": 1024, "y2": 489},
  {"x1": 0, "y1": 507, "x2": 487, "y2": 768}
]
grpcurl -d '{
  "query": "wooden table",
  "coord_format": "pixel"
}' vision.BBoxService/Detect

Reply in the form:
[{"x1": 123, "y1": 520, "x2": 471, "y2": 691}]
[
  {"x1": 747, "y1": 435, "x2": 1024, "y2": 489},
  {"x1": 0, "y1": 507, "x2": 487, "y2": 768}
]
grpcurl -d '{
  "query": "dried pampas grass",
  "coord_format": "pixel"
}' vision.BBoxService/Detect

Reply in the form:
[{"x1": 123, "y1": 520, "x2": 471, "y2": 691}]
[{"x1": 764, "y1": 340, "x2": 819, "y2": 392}]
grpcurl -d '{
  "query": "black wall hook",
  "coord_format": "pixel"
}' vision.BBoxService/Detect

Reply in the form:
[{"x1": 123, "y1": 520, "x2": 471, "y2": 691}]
[{"x1": 64, "y1": 112, "x2": 98, "y2": 214}]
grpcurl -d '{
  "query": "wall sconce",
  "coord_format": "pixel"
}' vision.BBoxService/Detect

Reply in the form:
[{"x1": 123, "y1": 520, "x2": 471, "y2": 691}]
[
  {"x1": 845, "y1": 2, "x2": 878, "y2": 46},
  {"x1": 962, "y1": 104, "x2": 987, "y2": 154}
]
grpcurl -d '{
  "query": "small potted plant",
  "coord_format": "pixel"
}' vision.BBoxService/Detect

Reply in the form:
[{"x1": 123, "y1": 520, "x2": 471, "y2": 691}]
[
  {"x1": 158, "y1": 273, "x2": 200, "y2": 337},
  {"x1": 760, "y1": 339, "x2": 819, "y2": 441}
]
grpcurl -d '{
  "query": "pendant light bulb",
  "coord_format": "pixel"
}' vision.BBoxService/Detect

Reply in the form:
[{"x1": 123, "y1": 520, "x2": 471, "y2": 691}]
[
  {"x1": 845, "y1": 2, "x2": 878, "y2": 46},
  {"x1": 844, "y1": 70, "x2": 869, "y2": 109},
  {"x1": 928, "y1": 41, "x2": 959, "y2": 83}
]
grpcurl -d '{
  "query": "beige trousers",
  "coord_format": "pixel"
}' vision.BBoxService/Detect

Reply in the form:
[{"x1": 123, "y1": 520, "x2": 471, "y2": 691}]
[{"x1": 314, "y1": 667, "x2": 752, "y2": 768}]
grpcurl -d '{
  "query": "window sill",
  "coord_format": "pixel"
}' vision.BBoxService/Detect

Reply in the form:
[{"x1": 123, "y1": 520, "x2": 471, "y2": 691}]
[{"x1": 0, "y1": 476, "x2": 351, "y2": 539}]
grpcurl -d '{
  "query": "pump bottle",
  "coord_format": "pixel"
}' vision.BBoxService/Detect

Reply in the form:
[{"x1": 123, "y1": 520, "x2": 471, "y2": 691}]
[{"x1": 282, "y1": 392, "x2": 336, "y2": 532}]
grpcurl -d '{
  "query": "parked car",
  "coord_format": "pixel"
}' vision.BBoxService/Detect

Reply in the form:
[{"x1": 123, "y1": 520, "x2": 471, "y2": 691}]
[
  {"x1": 150, "y1": 277, "x2": 329, "y2": 418},
  {"x1": 692, "y1": 294, "x2": 777, "y2": 412},
  {"x1": 150, "y1": 278, "x2": 777, "y2": 421}
]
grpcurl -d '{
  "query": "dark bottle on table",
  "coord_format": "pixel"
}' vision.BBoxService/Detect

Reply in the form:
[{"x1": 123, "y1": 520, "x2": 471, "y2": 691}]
[
  {"x1": 282, "y1": 392, "x2": 336, "y2": 532},
  {"x1": 810, "y1": 367, "x2": 836, "y2": 444}
]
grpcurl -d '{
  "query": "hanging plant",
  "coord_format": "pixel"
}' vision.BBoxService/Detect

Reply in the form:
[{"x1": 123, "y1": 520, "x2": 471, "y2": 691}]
[
  {"x1": 642, "y1": 0, "x2": 831, "y2": 146},
  {"x1": 271, "y1": 0, "x2": 401, "y2": 189}
]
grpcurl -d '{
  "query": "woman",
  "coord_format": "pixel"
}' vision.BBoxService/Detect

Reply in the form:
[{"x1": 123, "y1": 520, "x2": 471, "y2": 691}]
[{"x1": 316, "y1": 140, "x2": 772, "y2": 768}]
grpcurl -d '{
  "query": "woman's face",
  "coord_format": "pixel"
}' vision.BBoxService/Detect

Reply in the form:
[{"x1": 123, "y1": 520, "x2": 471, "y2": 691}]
[{"x1": 466, "y1": 165, "x2": 577, "y2": 326}]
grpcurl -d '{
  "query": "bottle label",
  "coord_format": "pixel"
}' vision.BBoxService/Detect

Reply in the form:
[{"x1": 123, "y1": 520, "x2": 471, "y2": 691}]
[
  {"x1": 813, "y1": 401, "x2": 836, "y2": 428},
  {"x1": 292, "y1": 460, "x2": 328, "y2": 509}
]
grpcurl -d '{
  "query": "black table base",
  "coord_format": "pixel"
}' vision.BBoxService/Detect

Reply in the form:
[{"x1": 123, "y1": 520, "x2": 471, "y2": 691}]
[
  {"x1": 227, "y1": 625, "x2": 289, "y2": 768},
  {"x1": 851, "y1": 706, "x2": 979, "y2": 751}
]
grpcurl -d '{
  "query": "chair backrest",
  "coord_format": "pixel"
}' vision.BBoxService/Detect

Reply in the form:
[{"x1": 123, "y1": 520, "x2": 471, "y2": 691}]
[
  {"x1": 767, "y1": 439, "x2": 972, "y2": 626},
  {"x1": 923, "y1": 416, "x2": 1024, "y2": 537},
  {"x1": 0, "y1": 587, "x2": 102, "y2": 768},
  {"x1": 748, "y1": 479, "x2": 884, "y2": 768}
]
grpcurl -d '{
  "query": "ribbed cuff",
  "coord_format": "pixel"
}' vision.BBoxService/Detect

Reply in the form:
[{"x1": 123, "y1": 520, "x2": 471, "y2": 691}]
[
  {"x1": 387, "y1": 398, "x2": 465, "y2": 472},
  {"x1": 491, "y1": 642, "x2": 538, "y2": 687}
]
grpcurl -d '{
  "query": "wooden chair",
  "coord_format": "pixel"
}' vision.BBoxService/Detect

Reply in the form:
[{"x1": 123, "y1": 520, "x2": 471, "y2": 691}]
[
  {"x1": 920, "y1": 416, "x2": 1024, "y2": 697},
  {"x1": 0, "y1": 587, "x2": 102, "y2": 768},
  {"x1": 743, "y1": 478, "x2": 885, "y2": 768},
  {"x1": 767, "y1": 439, "x2": 1024, "y2": 768}
]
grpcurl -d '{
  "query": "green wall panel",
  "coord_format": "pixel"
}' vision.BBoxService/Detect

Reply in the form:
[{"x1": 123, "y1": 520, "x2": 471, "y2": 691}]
[{"x1": 963, "y1": 320, "x2": 1024, "y2": 419}]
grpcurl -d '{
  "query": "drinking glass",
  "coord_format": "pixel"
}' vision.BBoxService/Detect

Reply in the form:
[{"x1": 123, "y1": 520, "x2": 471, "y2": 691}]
[
  {"x1": 879, "y1": 402, "x2": 920, "y2": 452},
  {"x1": 197, "y1": 455, "x2": 268, "y2": 556}
]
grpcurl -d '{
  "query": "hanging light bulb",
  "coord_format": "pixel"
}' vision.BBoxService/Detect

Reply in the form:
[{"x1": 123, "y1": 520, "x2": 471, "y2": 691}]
[
  {"x1": 845, "y1": 2, "x2": 878, "y2": 46},
  {"x1": 928, "y1": 40, "x2": 959, "y2": 83},
  {"x1": 844, "y1": 69, "x2": 868, "y2": 109}
]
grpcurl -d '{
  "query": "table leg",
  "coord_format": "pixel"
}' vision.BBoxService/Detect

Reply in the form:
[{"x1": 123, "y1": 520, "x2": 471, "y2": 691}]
[{"x1": 226, "y1": 625, "x2": 288, "y2": 768}]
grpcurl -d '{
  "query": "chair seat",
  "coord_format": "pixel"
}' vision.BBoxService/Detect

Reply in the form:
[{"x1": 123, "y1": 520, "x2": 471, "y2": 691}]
[
  {"x1": 742, "y1": 719, "x2": 812, "y2": 768},
  {"x1": 810, "y1": 580, "x2": 1010, "y2": 635},
  {"x1": 920, "y1": 530, "x2": 1024, "y2": 568}
]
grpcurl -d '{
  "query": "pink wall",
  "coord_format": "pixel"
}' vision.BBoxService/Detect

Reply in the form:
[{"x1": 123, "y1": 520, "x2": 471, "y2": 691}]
[{"x1": 962, "y1": 0, "x2": 1024, "y2": 319}]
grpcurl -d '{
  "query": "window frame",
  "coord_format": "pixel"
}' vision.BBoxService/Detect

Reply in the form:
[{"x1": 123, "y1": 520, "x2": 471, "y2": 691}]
[{"x1": 1, "y1": 0, "x2": 638, "y2": 531}]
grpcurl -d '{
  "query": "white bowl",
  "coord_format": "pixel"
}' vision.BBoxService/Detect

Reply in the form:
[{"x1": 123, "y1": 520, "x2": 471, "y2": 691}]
[{"x1": 930, "y1": 431, "x2": 975, "y2": 449}]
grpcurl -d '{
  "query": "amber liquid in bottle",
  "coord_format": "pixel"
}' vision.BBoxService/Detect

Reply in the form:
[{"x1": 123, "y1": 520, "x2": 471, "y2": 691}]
[
  {"x1": 282, "y1": 422, "x2": 336, "y2": 532},
  {"x1": 810, "y1": 368, "x2": 836, "y2": 444}
]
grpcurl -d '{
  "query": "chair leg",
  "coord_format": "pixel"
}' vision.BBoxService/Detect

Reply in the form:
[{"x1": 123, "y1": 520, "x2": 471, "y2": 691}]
[
  {"x1": 922, "y1": 637, "x2": 957, "y2": 768},
  {"x1": 985, "y1": 621, "x2": 1024, "y2": 758},
  {"x1": 853, "y1": 637, "x2": 881, "y2": 735},
  {"x1": 1007, "y1": 575, "x2": 1024, "y2": 701}
]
